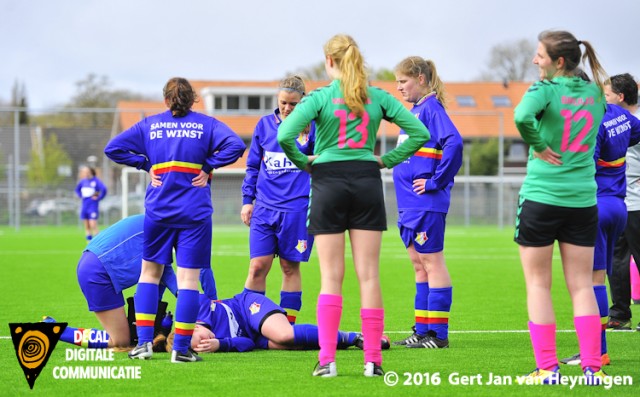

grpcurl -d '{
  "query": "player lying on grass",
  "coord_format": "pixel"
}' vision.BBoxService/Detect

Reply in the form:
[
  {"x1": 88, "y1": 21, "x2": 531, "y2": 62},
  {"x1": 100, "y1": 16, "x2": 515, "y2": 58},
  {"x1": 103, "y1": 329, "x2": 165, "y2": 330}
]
[
  {"x1": 44, "y1": 214, "x2": 217, "y2": 349},
  {"x1": 165, "y1": 292, "x2": 390, "y2": 353}
]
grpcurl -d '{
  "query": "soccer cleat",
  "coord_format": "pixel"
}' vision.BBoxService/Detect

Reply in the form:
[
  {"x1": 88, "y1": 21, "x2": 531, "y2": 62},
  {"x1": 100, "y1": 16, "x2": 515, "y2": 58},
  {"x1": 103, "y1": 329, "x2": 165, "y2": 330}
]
[
  {"x1": 312, "y1": 362, "x2": 337, "y2": 377},
  {"x1": 405, "y1": 331, "x2": 449, "y2": 349},
  {"x1": 353, "y1": 333, "x2": 391, "y2": 350},
  {"x1": 606, "y1": 318, "x2": 632, "y2": 331},
  {"x1": 364, "y1": 362, "x2": 384, "y2": 377},
  {"x1": 559, "y1": 353, "x2": 581, "y2": 366},
  {"x1": 517, "y1": 366, "x2": 561, "y2": 385},
  {"x1": 393, "y1": 326, "x2": 425, "y2": 346},
  {"x1": 171, "y1": 348, "x2": 202, "y2": 363},
  {"x1": 559, "y1": 353, "x2": 611, "y2": 366},
  {"x1": 128, "y1": 342, "x2": 153, "y2": 360},
  {"x1": 583, "y1": 367, "x2": 609, "y2": 385}
]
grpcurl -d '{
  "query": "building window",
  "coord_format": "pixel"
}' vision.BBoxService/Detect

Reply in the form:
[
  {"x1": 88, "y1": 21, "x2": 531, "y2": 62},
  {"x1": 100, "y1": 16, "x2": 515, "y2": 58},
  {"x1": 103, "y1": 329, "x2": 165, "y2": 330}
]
[
  {"x1": 227, "y1": 95, "x2": 240, "y2": 110},
  {"x1": 456, "y1": 96, "x2": 476, "y2": 107},
  {"x1": 264, "y1": 96, "x2": 273, "y2": 110},
  {"x1": 248, "y1": 96, "x2": 261, "y2": 110},
  {"x1": 214, "y1": 97, "x2": 223, "y2": 110},
  {"x1": 491, "y1": 96, "x2": 511, "y2": 107}
]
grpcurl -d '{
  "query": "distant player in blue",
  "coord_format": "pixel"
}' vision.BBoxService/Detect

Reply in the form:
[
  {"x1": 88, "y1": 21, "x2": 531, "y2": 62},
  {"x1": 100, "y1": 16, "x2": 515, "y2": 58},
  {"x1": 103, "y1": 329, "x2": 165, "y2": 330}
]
[
  {"x1": 43, "y1": 214, "x2": 217, "y2": 349},
  {"x1": 171, "y1": 292, "x2": 390, "y2": 354},
  {"x1": 392, "y1": 57, "x2": 463, "y2": 349},
  {"x1": 104, "y1": 77, "x2": 246, "y2": 363},
  {"x1": 74, "y1": 166, "x2": 107, "y2": 242},
  {"x1": 560, "y1": 101, "x2": 640, "y2": 366},
  {"x1": 241, "y1": 75, "x2": 315, "y2": 325}
]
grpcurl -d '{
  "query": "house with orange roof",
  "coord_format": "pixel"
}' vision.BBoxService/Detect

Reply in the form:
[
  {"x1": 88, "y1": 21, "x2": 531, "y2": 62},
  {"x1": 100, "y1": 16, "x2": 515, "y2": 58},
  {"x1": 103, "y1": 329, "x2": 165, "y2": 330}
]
[{"x1": 114, "y1": 79, "x2": 532, "y2": 171}]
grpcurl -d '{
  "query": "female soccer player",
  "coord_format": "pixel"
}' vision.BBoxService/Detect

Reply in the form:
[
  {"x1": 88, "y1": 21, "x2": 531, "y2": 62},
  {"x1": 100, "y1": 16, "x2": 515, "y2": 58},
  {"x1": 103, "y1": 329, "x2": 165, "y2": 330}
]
[
  {"x1": 74, "y1": 166, "x2": 107, "y2": 242},
  {"x1": 560, "y1": 84, "x2": 640, "y2": 367},
  {"x1": 105, "y1": 77, "x2": 245, "y2": 363},
  {"x1": 169, "y1": 292, "x2": 390, "y2": 353},
  {"x1": 278, "y1": 34, "x2": 429, "y2": 377},
  {"x1": 44, "y1": 214, "x2": 217, "y2": 350},
  {"x1": 513, "y1": 30, "x2": 608, "y2": 383},
  {"x1": 392, "y1": 57, "x2": 463, "y2": 349},
  {"x1": 241, "y1": 76, "x2": 315, "y2": 324}
]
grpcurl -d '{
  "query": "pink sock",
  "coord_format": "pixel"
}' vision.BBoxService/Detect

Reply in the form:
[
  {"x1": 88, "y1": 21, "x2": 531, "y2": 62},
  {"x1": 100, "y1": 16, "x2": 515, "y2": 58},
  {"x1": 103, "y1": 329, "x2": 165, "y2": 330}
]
[
  {"x1": 528, "y1": 321, "x2": 557, "y2": 370},
  {"x1": 631, "y1": 258, "x2": 640, "y2": 301},
  {"x1": 361, "y1": 308, "x2": 384, "y2": 365},
  {"x1": 575, "y1": 315, "x2": 601, "y2": 371},
  {"x1": 317, "y1": 294, "x2": 342, "y2": 366}
]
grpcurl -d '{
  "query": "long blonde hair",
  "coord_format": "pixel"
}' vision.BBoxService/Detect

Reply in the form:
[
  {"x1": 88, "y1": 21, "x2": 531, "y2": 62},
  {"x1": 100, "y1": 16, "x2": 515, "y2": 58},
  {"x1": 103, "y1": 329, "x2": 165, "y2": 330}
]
[
  {"x1": 395, "y1": 56, "x2": 447, "y2": 108},
  {"x1": 323, "y1": 34, "x2": 368, "y2": 117}
]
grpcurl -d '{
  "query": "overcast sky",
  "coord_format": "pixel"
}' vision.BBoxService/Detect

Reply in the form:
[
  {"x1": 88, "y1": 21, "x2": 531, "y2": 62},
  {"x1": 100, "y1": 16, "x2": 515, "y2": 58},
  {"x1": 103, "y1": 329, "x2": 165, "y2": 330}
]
[{"x1": 2, "y1": 0, "x2": 638, "y2": 109}]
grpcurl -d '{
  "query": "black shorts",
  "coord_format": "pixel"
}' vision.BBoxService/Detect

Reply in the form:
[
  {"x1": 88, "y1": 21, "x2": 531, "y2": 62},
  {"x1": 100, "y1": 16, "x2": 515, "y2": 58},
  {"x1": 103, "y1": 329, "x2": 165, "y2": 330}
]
[
  {"x1": 308, "y1": 161, "x2": 386, "y2": 234},
  {"x1": 514, "y1": 198, "x2": 598, "y2": 247}
]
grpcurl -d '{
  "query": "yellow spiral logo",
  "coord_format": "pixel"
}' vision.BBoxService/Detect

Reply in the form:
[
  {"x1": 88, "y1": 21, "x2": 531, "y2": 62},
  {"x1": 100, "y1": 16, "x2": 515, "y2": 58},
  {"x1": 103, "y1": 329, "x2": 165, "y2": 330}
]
[{"x1": 17, "y1": 331, "x2": 49, "y2": 369}]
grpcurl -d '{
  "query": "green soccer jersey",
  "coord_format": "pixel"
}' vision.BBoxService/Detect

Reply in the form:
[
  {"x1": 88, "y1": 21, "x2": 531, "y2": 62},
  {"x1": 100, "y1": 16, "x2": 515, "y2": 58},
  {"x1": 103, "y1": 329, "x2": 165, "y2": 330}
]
[
  {"x1": 514, "y1": 76, "x2": 606, "y2": 207},
  {"x1": 277, "y1": 80, "x2": 429, "y2": 169}
]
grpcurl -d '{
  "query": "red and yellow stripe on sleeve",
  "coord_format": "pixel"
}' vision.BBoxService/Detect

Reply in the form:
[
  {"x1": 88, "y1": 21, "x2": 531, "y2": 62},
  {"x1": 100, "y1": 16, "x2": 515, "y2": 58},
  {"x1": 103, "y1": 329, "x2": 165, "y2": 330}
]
[
  {"x1": 597, "y1": 157, "x2": 625, "y2": 168},
  {"x1": 414, "y1": 148, "x2": 443, "y2": 160}
]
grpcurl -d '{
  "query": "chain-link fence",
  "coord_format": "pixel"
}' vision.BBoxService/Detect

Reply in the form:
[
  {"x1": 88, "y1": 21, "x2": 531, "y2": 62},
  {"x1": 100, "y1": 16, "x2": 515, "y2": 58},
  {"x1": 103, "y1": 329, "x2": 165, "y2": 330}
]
[{"x1": 1, "y1": 107, "x2": 522, "y2": 230}]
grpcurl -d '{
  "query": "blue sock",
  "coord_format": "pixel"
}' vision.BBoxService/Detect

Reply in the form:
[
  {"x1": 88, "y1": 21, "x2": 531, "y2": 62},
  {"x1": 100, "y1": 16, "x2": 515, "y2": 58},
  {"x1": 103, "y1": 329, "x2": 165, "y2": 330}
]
[
  {"x1": 173, "y1": 289, "x2": 199, "y2": 353},
  {"x1": 243, "y1": 287, "x2": 265, "y2": 295},
  {"x1": 86, "y1": 235, "x2": 92, "y2": 242},
  {"x1": 280, "y1": 291, "x2": 302, "y2": 325},
  {"x1": 414, "y1": 282, "x2": 429, "y2": 335},
  {"x1": 134, "y1": 282, "x2": 159, "y2": 345},
  {"x1": 293, "y1": 324, "x2": 357, "y2": 349},
  {"x1": 428, "y1": 286, "x2": 452, "y2": 340},
  {"x1": 594, "y1": 285, "x2": 608, "y2": 355}
]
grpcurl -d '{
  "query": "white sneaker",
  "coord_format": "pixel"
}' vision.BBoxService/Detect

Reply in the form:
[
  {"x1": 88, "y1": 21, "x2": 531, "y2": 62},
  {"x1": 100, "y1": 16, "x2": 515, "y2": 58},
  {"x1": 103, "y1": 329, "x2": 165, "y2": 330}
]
[
  {"x1": 128, "y1": 342, "x2": 153, "y2": 360},
  {"x1": 364, "y1": 362, "x2": 384, "y2": 377},
  {"x1": 312, "y1": 362, "x2": 337, "y2": 377}
]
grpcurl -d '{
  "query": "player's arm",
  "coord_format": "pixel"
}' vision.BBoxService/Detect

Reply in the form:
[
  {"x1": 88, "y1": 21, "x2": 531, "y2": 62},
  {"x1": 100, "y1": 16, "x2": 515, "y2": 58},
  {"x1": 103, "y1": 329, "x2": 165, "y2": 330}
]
[
  {"x1": 195, "y1": 337, "x2": 256, "y2": 353},
  {"x1": 202, "y1": 120, "x2": 246, "y2": 174},
  {"x1": 277, "y1": 94, "x2": 319, "y2": 170},
  {"x1": 104, "y1": 123, "x2": 152, "y2": 171}
]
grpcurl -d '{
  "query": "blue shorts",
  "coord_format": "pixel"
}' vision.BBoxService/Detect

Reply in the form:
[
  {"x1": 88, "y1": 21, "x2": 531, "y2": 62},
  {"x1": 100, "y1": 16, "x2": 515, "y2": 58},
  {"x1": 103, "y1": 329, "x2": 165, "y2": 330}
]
[
  {"x1": 143, "y1": 217, "x2": 212, "y2": 269},
  {"x1": 250, "y1": 205, "x2": 313, "y2": 262},
  {"x1": 594, "y1": 196, "x2": 627, "y2": 273},
  {"x1": 398, "y1": 210, "x2": 446, "y2": 254},
  {"x1": 80, "y1": 202, "x2": 99, "y2": 220},
  {"x1": 233, "y1": 292, "x2": 285, "y2": 349},
  {"x1": 77, "y1": 251, "x2": 124, "y2": 312}
]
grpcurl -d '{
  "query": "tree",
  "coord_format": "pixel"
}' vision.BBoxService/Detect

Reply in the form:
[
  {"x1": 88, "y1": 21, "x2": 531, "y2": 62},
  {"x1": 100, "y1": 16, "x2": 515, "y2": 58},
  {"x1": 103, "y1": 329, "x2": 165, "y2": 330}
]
[
  {"x1": 27, "y1": 133, "x2": 73, "y2": 187},
  {"x1": 478, "y1": 39, "x2": 538, "y2": 82},
  {"x1": 33, "y1": 74, "x2": 156, "y2": 129},
  {"x1": 11, "y1": 80, "x2": 29, "y2": 125},
  {"x1": 371, "y1": 68, "x2": 396, "y2": 82},
  {"x1": 466, "y1": 138, "x2": 511, "y2": 175},
  {"x1": 287, "y1": 64, "x2": 396, "y2": 82}
]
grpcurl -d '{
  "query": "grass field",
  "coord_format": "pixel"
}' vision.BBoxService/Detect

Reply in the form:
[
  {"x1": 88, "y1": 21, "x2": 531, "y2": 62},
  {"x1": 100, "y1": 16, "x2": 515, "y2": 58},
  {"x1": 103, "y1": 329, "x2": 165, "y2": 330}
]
[{"x1": 0, "y1": 224, "x2": 638, "y2": 396}]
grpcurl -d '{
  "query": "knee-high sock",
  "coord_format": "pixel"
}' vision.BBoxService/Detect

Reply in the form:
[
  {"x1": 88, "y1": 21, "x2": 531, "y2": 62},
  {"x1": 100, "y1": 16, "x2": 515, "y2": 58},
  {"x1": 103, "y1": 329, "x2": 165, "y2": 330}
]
[
  {"x1": 593, "y1": 285, "x2": 608, "y2": 355},
  {"x1": 293, "y1": 324, "x2": 357, "y2": 349},
  {"x1": 280, "y1": 291, "x2": 302, "y2": 325},
  {"x1": 361, "y1": 308, "x2": 384, "y2": 365},
  {"x1": 575, "y1": 315, "x2": 601, "y2": 371},
  {"x1": 172, "y1": 289, "x2": 199, "y2": 353},
  {"x1": 317, "y1": 294, "x2": 342, "y2": 366},
  {"x1": 134, "y1": 282, "x2": 159, "y2": 345},
  {"x1": 60, "y1": 327, "x2": 109, "y2": 348},
  {"x1": 528, "y1": 321, "x2": 557, "y2": 371},
  {"x1": 414, "y1": 282, "x2": 429, "y2": 335},
  {"x1": 631, "y1": 258, "x2": 640, "y2": 301},
  {"x1": 428, "y1": 287, "x2": 452, "y2": 339}
]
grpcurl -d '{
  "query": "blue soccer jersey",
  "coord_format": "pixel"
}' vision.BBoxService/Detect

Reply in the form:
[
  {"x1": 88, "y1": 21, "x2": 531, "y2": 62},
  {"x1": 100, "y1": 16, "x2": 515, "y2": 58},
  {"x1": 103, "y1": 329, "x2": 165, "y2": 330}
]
[
  {"x1": 241, "y1": 109, "x2": 315, "y2": 211},
  {"x1": 594, "y1": 104, "x2": 640, "y2": 198},
  {"x1": 104, "y1": 110, "x2": 246, "y2": 227},
  {"x1": 392, "y1": 95, "x2": 463, "y2": 213},
  {"x1": 75, "y1": 177, "x2": 107, "y2": 218}
]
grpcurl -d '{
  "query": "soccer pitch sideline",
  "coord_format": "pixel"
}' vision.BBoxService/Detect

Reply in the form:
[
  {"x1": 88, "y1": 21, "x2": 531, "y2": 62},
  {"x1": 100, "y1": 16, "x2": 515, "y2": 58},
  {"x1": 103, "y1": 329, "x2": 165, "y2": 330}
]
[{"x1": 0, "y1": 225, "x2": 638, "y2": 396}]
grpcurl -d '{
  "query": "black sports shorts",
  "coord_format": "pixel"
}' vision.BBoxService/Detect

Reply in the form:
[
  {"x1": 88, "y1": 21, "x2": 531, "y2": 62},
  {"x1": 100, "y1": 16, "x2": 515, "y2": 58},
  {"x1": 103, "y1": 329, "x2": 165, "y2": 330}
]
[{"x1": 308, "y1": 161, "x2": 386, "y2": 234}]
